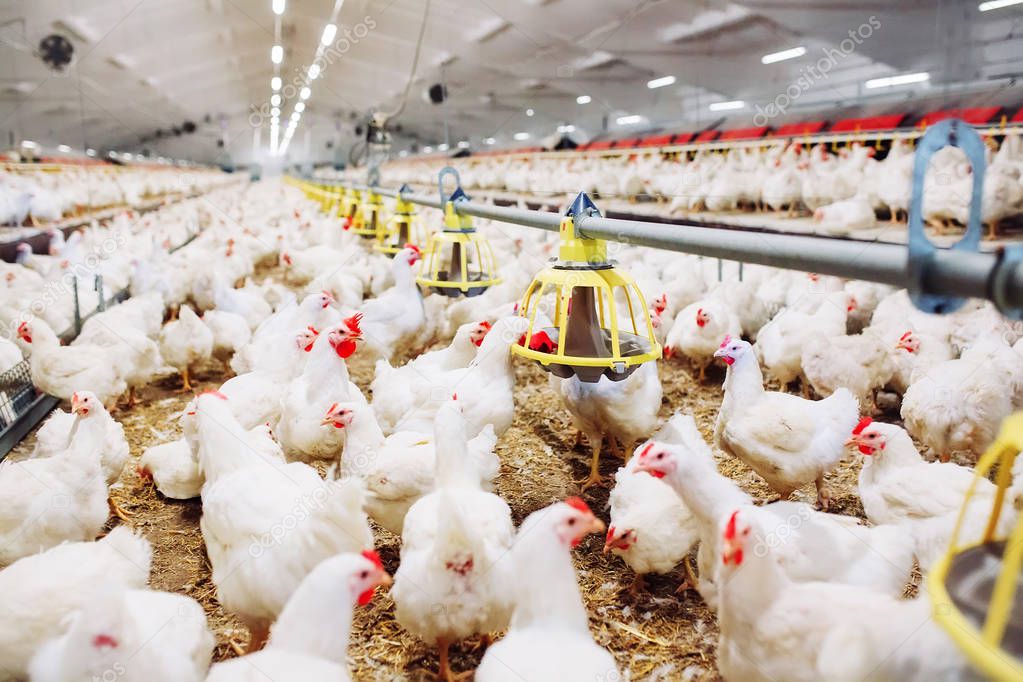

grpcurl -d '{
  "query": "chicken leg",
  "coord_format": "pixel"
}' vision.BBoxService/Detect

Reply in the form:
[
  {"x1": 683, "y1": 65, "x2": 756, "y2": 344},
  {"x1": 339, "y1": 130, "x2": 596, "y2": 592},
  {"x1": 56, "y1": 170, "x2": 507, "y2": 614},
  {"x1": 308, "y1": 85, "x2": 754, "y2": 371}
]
[
  {"x1": 180, "y1": 365, "x2": 193, "y2": 393},
  {"x1": 108, "y1": 496, "x2": 132, "y2": 522},
  {"x1": 676, "y1": 556, "x2": 698, "y2": 595},
  {"x1": 245, "y1": 619, "x2": 271, "y2": 653},
  {"x1": 576, "y1": 434, "x2": 606, "y2": 491},
  {"x1": 436, "y1": 638, "x2": 471, "y2": 682},
  {"x1": 814, "y1": 473, "x2": 831, "y2": 511}
]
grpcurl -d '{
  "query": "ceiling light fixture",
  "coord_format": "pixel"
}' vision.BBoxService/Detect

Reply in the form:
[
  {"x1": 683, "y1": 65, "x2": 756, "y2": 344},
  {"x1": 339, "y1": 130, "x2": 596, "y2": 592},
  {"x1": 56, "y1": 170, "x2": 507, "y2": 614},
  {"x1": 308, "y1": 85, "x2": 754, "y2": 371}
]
[
  {"x1": 576, "y1": 95, "x2": 591, "y2": 104},
  {"x1": 646, "y1": 75, "x2": 676, "y2": 89},
  {"x1": 300, "y1": 86, "x2": 311, "y2": 100},
  {"x1": 761, "y1": 46, "x2": 806, "y2": 64},
  {"x1": 526, "y1": 108, "x2": 535, "y2": 117},
  {"x1": 864, "y1": 71, "x2": 930, "y2": 89},
  {"x1": 307, "y1": 63, "x2": 320, "y2": 79},
  {"x1": 271, "y1": 76, "x2": 281, "y2": 90},
  {"x1": 514, "y1": 132, "x2": 530, "y2": 140},
  {"x1": 616, "y1": 114, "x2": 643, "y2": 125},
  {"x1": 321, "y1": 23, "x2": 337, "y2": 45},
  {"x1": 557, "y1": 124, "x2": 576, "y2": 133},
  {"x1": 295, "y1": 102, "x2": 305, "y2": 112},
  {"x1": 483, "y1": 137, "x2": 496, "y2": 145},
  {"x1": 272, "y1": 0, "x2": 286, "y2": 15},
  {"x1": 271, "y1": 94, "x2": 281, "y2": 106},
  {"x1": 979, "y1": 0, "x2": 1023, "y2": 10},
  {"x1": 271, "y1": 44, "x2": 283, "y2": 63},
  {"x1": 709, "y1": 99, "x2": 745, "y2": 111},
  {"x1": 57, "y1": 144, "x2": 72, "y2": 152}
]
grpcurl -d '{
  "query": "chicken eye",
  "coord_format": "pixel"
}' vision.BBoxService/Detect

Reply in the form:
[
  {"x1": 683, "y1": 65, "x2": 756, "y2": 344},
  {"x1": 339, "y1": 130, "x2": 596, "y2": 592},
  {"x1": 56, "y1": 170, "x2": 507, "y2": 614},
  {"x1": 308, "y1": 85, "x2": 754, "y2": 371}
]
[
  {"x1": 567, "y1": 518, "x2": 576, "y2": 526},
  {"x1": 359, "y1": 570, "x2": 369, "y2": 579}
]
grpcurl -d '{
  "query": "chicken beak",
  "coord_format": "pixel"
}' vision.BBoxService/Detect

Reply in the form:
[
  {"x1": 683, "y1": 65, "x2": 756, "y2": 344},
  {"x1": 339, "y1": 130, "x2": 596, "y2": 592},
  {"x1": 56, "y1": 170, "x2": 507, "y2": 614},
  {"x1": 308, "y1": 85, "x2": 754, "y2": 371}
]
[
  {"x1": 712, "y1": 348, "x2": 727, "y2": 359},
  {"x1": 377, "y1": 571, "x2": 393, "y2": 588},
  {"x1": 588, "y1": 515, "x2": 606, "y2": 536},
  {"x1": 844, "y1": 435, "x2": 858, "y2": 448},
  {"x1": 321, "y1": 415, "x2": 336, "y2": 427}
]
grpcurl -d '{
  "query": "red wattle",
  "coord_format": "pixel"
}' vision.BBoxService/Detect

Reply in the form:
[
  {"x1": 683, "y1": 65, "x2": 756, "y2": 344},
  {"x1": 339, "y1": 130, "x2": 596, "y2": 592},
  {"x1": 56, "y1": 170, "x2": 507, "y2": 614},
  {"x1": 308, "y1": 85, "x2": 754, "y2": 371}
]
[
  {"x1": 722, "y1": 356, "x2": 735, "y2": 365},
  {"x1": 357, "y1": 587, "x2": 376, "y2": 606},
  {"x1": 649, "y1": 470, "x2": 666, "y2": 479},
  {"x1": 858, "y1": 444, "x2": 875, "y2": 456},
  {"x1": 335, "y1": 339, "x2": 358, "y2": 359}
]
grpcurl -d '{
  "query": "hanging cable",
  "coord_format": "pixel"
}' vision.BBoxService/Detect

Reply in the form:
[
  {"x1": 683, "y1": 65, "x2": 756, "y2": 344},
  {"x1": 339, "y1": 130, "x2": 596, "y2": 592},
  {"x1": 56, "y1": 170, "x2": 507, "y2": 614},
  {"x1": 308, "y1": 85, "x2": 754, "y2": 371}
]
[{"x1": 376, "y1": 0, "x2": 431, "y2": 123}]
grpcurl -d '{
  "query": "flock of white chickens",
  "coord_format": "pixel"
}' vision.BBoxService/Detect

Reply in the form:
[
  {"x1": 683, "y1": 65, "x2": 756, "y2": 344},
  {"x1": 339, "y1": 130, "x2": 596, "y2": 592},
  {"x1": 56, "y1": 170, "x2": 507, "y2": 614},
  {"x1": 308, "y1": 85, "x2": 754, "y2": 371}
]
[
  {"x1": 0, "y1": 166, "x2": 1020, "y2": 682},
  {"x1": 378, "y1": 130, "x2": 1023, "y2": 237}
]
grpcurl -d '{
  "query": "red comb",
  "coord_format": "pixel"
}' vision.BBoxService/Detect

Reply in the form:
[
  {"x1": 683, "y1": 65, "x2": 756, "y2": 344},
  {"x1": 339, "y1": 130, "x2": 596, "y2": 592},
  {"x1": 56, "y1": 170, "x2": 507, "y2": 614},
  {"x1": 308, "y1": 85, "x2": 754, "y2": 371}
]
[
  {"x1": 307, "y1": 326, "x2": 319, "y2": 335},
  {"x1": 361, "y1": 549, "x2": 383, "y2": 569},
  {"x1": 478, "y1": 320, "x2": 492, "y2": 330},
  {"x1": 898, "y1": 331, "x2": 912, "y2": 341},
  {"x1": 451, "y1": 393, "x2": 458, "y2": 401},
  {"x1": 723, "y1": 509, "x2": 740, "y2": 541},
  {"x1": 404, "y1": 243, "x2": 421, "y2": 256},
  {"x1": 564, "y1": 496, "x2": 591, "y2": 514},
  {"x1": 201, "y1": 390, "x2": 228, "y2": 401},
  {"x1": 16, "y1": 321, "x2": 27, "y2": 333},
  {"x1": 638, "y1": 442, "x2": 654, "y2": 459},
  {"x1": 344, "y1": 312, "x2": 363, "y2": 334},
  {"x1": 719, "y1": 335, "x2": 732, "y2": 349},
  {"x1": 852, "y1": 416, "x2": 873, "y2": 436},
  {"x1": 92, "y1": 634, "x2": 118, "y2": 649}
]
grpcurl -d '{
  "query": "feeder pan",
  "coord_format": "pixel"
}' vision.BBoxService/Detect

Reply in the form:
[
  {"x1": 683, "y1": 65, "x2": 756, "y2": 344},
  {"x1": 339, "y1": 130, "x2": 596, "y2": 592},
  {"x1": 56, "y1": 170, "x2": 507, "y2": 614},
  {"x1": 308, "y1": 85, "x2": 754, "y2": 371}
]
[
  {"x1": 375, "y1": 185, "x2": 427, "y2": 255},
  {"x1": 350, "y1": 190, "x2": 384, "y2": 239},
  {"x1": 928, "y1": 412, "x2": 1023, "y2": 679},
  {"x1": 511, "y1": 192, "x2": 661, "y2": 383},
  {"x1": 415, "y1": 168, "x2": 501, "y2": 298},
  {"x1": 334, "y1": 186, "x2": 352, "y2": 218}
]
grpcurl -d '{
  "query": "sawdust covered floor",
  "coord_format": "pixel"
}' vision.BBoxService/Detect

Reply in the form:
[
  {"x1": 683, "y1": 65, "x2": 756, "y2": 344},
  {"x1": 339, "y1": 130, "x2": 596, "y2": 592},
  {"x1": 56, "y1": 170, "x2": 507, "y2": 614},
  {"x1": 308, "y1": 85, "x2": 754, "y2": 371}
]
[{"x1": 9, "y1": 290, "x2": 881, "y2": 682}]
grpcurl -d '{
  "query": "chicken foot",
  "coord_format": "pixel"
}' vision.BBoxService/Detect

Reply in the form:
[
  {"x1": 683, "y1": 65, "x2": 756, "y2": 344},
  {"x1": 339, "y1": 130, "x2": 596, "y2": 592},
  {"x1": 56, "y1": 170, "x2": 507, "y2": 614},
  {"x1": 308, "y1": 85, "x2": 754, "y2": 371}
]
[
  {"x1": 676, "y1": 556, "x2": 699, "y2": 595},
  {"x1": 244, "y1": 618, "x2": 271, "y2": 653},
  {"x1": 432, "y1": 638, "x2": 471, "y2": 682},
  {"x1": 108, "y1": 496, "x2": 132, "y2": 522},
  {"x1": 575, "y1": 435, "x2": 607, "y2": 491},
  {"x1": 180, "y1": 365, "x2": 193, "y2": 393}
]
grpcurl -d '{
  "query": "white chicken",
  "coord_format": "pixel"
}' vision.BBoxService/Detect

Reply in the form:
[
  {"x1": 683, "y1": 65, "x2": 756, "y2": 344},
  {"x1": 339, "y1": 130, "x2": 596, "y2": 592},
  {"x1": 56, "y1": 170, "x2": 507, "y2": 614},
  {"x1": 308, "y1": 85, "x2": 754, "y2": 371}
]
[
  {"x1": 663, "y1": 298, "x2": 741, "y2": 381},
  {"x1": 15, "y1": 319, "x2": 127, "y2": 407},
  {"x1": 33, "y1": 391, "x2": 129, "y2": 485},
  {"x1": 326, "y1": 400, "x2": 498, "y2": 535},
  {"x1": 886, "y1": 329, "x2": 954, "y2": 395},
  {"x1": 756, "y1": 288, "x2": 854, "y2": 386},
  {"x1": 195, "y1": 392, "x2": 374, "y2": 651},
  {"x1": 714, "y1": 337, "x2": 858, "y2": 508},
  {"x1": 800, "y1": 330, "x2": 892, "y2": 408},
  {"x1": 848, "y1": 417, "x2": 1017, "y2": 568},
  {"x1": 202, "y1": 309, "x2": 252, "y2": 370},
  {"x1": 475, "y1": 498, "x2": 618, "y2": 682},
  {"x1": 231, "y1": 292, "x2": 339, "y2": 376},
  {"x1": 391, "y1": 399, "x2": 514, "y2": 680},
  {"x1": 0, "y1": 527, "x2": 151, "y2": 680},
  {"x1": 356, "y1": 245, "x2": 425, "y2": 359},
  {"x1": 0, "y1": 395, "x2": 112, "y2": 565},
  {"x1": 28, "y1": 585, "x2": 214, "y2": 682},
  {"x1": 714, "y1": 506, "x2": 966, "y2": 682},
  {"x1": 633, "y1": 428, "x2": 914, "y2": 610},
  {"x1": 550, "y1": 360, "x2": 662, "y2": 491},
  {"x1": 604, "y1": 413, "x2": 700, "y2": 594},
  {"x1": 275, "y1": 315, "x2": 366, "y2": 463},
  {"x1": 159, "y1": 305, "x2": 213, "y2": 392},
  {"x1": 205, "y1": 551, "x2": 391, "y2": 682},
  {"x1": 138, "y1": 438, "x2": 202, "y2": 500}
]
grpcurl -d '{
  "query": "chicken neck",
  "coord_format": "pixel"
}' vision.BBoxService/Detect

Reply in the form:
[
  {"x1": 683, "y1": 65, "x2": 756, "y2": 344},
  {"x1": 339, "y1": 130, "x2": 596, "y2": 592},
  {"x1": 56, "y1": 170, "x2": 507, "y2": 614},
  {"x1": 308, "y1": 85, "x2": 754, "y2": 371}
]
[
  {"x1": 508, "y1": 524, "x2": 591, "y2": 634},
  {"x1": 267, "y1": 566, "x2": 355, "y2": 665}
]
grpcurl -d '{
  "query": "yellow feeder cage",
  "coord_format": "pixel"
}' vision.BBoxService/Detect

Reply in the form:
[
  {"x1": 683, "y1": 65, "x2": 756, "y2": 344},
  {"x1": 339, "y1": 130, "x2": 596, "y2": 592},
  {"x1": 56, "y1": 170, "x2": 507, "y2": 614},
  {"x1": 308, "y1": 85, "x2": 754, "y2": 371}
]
[
  {"x1": 349, "y1": 190, "x2": 384, "y2": 239},
  {"x1": 511, "y1": 192, "x2": 661, "y2": 383},
  {"x1": 375, "y1": 185, "x2": 427, "y2": 255},
  {"x1": 416, "y1": 170, "x2": 501, "y2": 298},
  {"x1": 928, "y1": 411, "x2": 1023, "y2": 680}
]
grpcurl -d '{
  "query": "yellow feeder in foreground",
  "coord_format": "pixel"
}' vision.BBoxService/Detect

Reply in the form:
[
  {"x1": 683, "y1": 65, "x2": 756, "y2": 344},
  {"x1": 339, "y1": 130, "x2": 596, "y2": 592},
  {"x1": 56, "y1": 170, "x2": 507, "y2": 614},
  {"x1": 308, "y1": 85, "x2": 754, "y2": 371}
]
[
  {"x1": 416, "y1": 170, "x2": 501, "y2": 298},
  {"x1": 928, "y1": 412, "x2": 1023, "y2": 680},
  {"x1": 375, "y1": 185, "x2": 427, "y2": 255},
  {"x1": 511, "y1": 192, "x2": 661, "y2": 383}
]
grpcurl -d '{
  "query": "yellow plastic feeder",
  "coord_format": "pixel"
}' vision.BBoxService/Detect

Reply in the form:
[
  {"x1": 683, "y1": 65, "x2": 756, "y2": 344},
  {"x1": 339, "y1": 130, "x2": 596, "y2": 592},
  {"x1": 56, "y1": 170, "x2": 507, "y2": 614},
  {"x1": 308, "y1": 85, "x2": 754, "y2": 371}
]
[
  {"x1": 349, "y1": 190, "x2": 384, "y2": 239},
  {"x1": 375, "y1": 185, "x2": 427, "y2": 255},
  {"x1": 928, "y1": 411, "x2": 1023, "y2": 679},
  {"x1": 416, "y1": 168, "x2": 501, "y2": 298},
  {"x1": 511, "y1": 192, "x2": 661, "y2": 383}
]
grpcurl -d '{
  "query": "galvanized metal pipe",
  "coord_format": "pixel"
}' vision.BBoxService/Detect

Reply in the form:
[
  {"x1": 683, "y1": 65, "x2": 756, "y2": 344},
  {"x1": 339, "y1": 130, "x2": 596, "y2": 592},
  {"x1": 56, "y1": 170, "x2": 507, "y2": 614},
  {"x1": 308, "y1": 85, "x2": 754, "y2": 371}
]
[{"x1": 324, "y1": 180, "x2": 1023, "y2": 314}]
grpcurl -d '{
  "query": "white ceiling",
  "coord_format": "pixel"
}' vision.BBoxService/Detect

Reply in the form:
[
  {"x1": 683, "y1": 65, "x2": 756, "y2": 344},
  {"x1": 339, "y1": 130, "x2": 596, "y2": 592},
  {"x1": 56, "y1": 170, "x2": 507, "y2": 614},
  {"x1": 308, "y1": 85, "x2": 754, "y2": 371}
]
[{"x1": 1, "y1": 0, "x2": 1021, "y2": 166}]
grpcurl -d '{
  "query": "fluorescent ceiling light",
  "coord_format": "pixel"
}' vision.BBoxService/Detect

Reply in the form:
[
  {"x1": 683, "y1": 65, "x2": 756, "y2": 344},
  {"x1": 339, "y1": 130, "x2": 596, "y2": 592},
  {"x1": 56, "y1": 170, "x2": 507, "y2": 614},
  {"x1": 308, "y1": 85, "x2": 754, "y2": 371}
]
[
  {"x1": 526, "y1": 108, "x2": 535, "y2": 117},
  {"x1": 300, "y1": 86, "x2": 311, "y2": 100},
  {"x1": 483, "y1": 137, "x2": 496, "y2": 145},
  {"x1": 307, "y1": 63, "x2": 320, "y2": 79},
  {"x1": 57, "y1": 144, "x2": 72, "y2": 152},
  {"x1": 271, "y1": 94, "x2": 281, "y2": 106},
  {"x1": 979, "y1": 0, "x2": 1023, "y2": 10},
  {"x1": 438, "y1": 143, "x2": 449, "y2": 151},
  {"x1": 21, "y1": 140, "x2": 38, "y2": 149},
  {"x1": 321, "y1": 24, "x2": 337, "y2": 46},
  {"x1": 616, "y1": 114, "x2": 643, "y2": 125},
  {"x1": 468, "y1": 17, "x2": 510, "y2": 43},
  {"x1": 557, "y1": 124, "x2": 576, "y2": 133},
  {"x1": 513, "y1": 132, "x2": 530, "y2": 140},
  {"x1": 576, "y1": 95, "x2": 591, "y2": 104},
  {"x1": 294, "y1": 102, "x2": 305, "y2": 112},
  {"x1": 271, "y1": 106, "x2": 280, "y2": 115},
  {"x1": 86, "y1": 148, "x2": 96, "y2": 156},
  {"x1": 761, "y1": 46, "x2": 806, "y2": 64},
  {"x1": 271, "y1": 76, "x2": 281, "y2": 90},
  {"x1": 399, "y1": 150, "x2": 408, "y2": 157},
  {"x1": 647, "y1": 75, "x2": 676, "y2": 89},
  {"x1": 271, "y1": 44, "x2": 283, "y2": 63},
  {"x1": 457, "y1": 140, "x2": 470, "y2": 148},
  {"x1": 272, "y1": 0, "x2": 286, "y2": 14},
  {"x1": 423, "y1": 146, "x2": 433, "y2": 153},
  {"x1": 864, "y1": 71, "x2": 930, "y2": 89},
  {"x1": 572, "y1": 50, "x2": 615, "y2": 71},
  {"x1": 709, "y1": 99, "x2": 745, "y2": 111}
]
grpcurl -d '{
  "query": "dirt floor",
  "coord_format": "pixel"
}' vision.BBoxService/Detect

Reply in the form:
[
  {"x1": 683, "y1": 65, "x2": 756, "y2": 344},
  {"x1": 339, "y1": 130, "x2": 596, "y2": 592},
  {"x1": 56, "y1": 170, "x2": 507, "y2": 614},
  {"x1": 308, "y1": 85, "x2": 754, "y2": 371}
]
[{"x1": 9, "y1": 262, "x2": 898, "y2": 682}]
